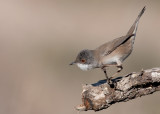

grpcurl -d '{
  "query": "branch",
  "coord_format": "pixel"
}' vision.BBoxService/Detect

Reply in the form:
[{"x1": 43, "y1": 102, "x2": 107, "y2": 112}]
[{"x1": 75, "y1": 68, "x2": 160, "y2": 112}]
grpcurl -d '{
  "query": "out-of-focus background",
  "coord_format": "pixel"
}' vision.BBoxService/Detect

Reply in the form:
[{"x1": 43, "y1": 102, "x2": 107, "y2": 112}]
[{"x1": 0, "y1": 0, "x2": 160, "y2": 114}]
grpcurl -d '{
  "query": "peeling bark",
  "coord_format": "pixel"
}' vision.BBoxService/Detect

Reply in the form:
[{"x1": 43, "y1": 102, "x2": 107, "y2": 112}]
[{"x1": 75, "y1": 68, "x2": 160, "y2": 111}]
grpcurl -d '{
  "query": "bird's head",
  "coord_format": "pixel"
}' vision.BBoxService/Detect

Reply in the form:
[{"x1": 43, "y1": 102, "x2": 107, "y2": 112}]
[{"x1": 70, "y1": 49, "x2": 95, "y2": 71}]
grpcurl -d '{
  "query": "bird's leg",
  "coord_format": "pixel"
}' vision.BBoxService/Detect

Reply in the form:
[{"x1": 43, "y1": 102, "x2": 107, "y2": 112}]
[
  {"x1": 102, "y1": 67, "x2": 113, "y2": 85},
  {"x1": 102, "y1": 67, "x2": 108, "y2": 80},
  {"x1": 112, "y1": 60, "x2": 123, "y2": 78},
  {"x1": 117, "y1": 65, "x2": 123, "y2": 72}
]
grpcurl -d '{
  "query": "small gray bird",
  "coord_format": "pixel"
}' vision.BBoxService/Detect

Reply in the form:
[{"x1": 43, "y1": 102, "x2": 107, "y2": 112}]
[{"x1": 70, "y1": 7, "x2": 146, "y2": 81}]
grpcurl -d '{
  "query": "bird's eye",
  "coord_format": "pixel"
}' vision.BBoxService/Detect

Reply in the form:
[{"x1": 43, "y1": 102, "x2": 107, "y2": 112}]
[{"x1": 81, "y1": 59, "x2": 86, "y2": 63}]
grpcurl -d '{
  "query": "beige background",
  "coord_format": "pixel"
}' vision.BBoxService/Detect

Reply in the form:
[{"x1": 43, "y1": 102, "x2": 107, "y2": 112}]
[{"x1": 0, "y1": 0, "x2": 160, "y2": 114}]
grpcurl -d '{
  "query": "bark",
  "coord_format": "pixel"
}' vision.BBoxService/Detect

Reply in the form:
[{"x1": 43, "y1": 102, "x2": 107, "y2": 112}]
[{"x1": 75, "y1": 68, "x2": 160, "y2": 112}]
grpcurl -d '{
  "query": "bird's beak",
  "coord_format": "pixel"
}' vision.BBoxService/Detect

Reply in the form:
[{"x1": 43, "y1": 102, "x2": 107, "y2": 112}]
[{"x1": 69, "y1": 61, "x2": 76, "y2": 65}]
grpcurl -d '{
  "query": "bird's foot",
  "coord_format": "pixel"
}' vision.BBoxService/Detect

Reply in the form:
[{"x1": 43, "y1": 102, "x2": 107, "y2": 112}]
[{"x1": 106, "y1": 77, "x2": 115, "y2": 88}]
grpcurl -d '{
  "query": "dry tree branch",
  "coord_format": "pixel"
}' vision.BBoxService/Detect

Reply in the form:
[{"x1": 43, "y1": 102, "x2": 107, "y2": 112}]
[{"x1": 75, "y1": 68, "x2": 160, "y2": 112}]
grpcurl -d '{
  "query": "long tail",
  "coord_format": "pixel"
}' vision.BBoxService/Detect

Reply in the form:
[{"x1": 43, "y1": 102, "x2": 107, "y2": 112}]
[{"x1": 127, "y1": 6, "x2": 146, "y2": 36}]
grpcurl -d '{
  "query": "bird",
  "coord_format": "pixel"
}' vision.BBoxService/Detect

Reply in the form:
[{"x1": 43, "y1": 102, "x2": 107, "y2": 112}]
[{"x1": 70, "y1": 6, "x2": 146, "y2": 82}]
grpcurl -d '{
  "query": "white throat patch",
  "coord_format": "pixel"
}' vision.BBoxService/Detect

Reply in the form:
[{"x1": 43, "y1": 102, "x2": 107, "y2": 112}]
[{"x1": 77, "y1": 63, "x2": 92, "y2": 71}]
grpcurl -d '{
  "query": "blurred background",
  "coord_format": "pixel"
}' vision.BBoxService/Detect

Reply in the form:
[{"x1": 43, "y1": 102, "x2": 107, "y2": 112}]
[{"x1": 0, "y1": 0, "x2": 160, "y2": 114}]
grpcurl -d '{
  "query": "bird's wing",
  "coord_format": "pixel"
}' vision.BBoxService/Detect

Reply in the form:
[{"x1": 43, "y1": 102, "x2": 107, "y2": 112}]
[{"x1": 96, "y1": 34, "x2": 134, "y2": 56}]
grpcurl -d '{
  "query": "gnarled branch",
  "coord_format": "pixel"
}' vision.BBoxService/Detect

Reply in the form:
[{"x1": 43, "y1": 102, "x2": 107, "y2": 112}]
[{"x1": 75, "y1": 68, "x2": 160, "y2": 111}]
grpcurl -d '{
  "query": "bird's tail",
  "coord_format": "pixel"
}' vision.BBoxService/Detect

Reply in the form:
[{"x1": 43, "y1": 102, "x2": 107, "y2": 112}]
[{"x1": 127, "y1": 6, "x2": 146, "y2": 36}]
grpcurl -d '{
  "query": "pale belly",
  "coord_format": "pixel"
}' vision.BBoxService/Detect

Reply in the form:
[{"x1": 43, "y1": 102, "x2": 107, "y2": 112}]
[
  {"x1": 101, "y1": 53, "x2": 130, "y2": 66},
  {"x1": 102, "y1": 55, "x2": 120, "y2": 65}
]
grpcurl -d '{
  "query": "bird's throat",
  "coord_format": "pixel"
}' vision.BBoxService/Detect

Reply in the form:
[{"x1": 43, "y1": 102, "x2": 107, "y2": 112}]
[{"x1": 77, "y1": 63, "x2": 92, "y2": 71}]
